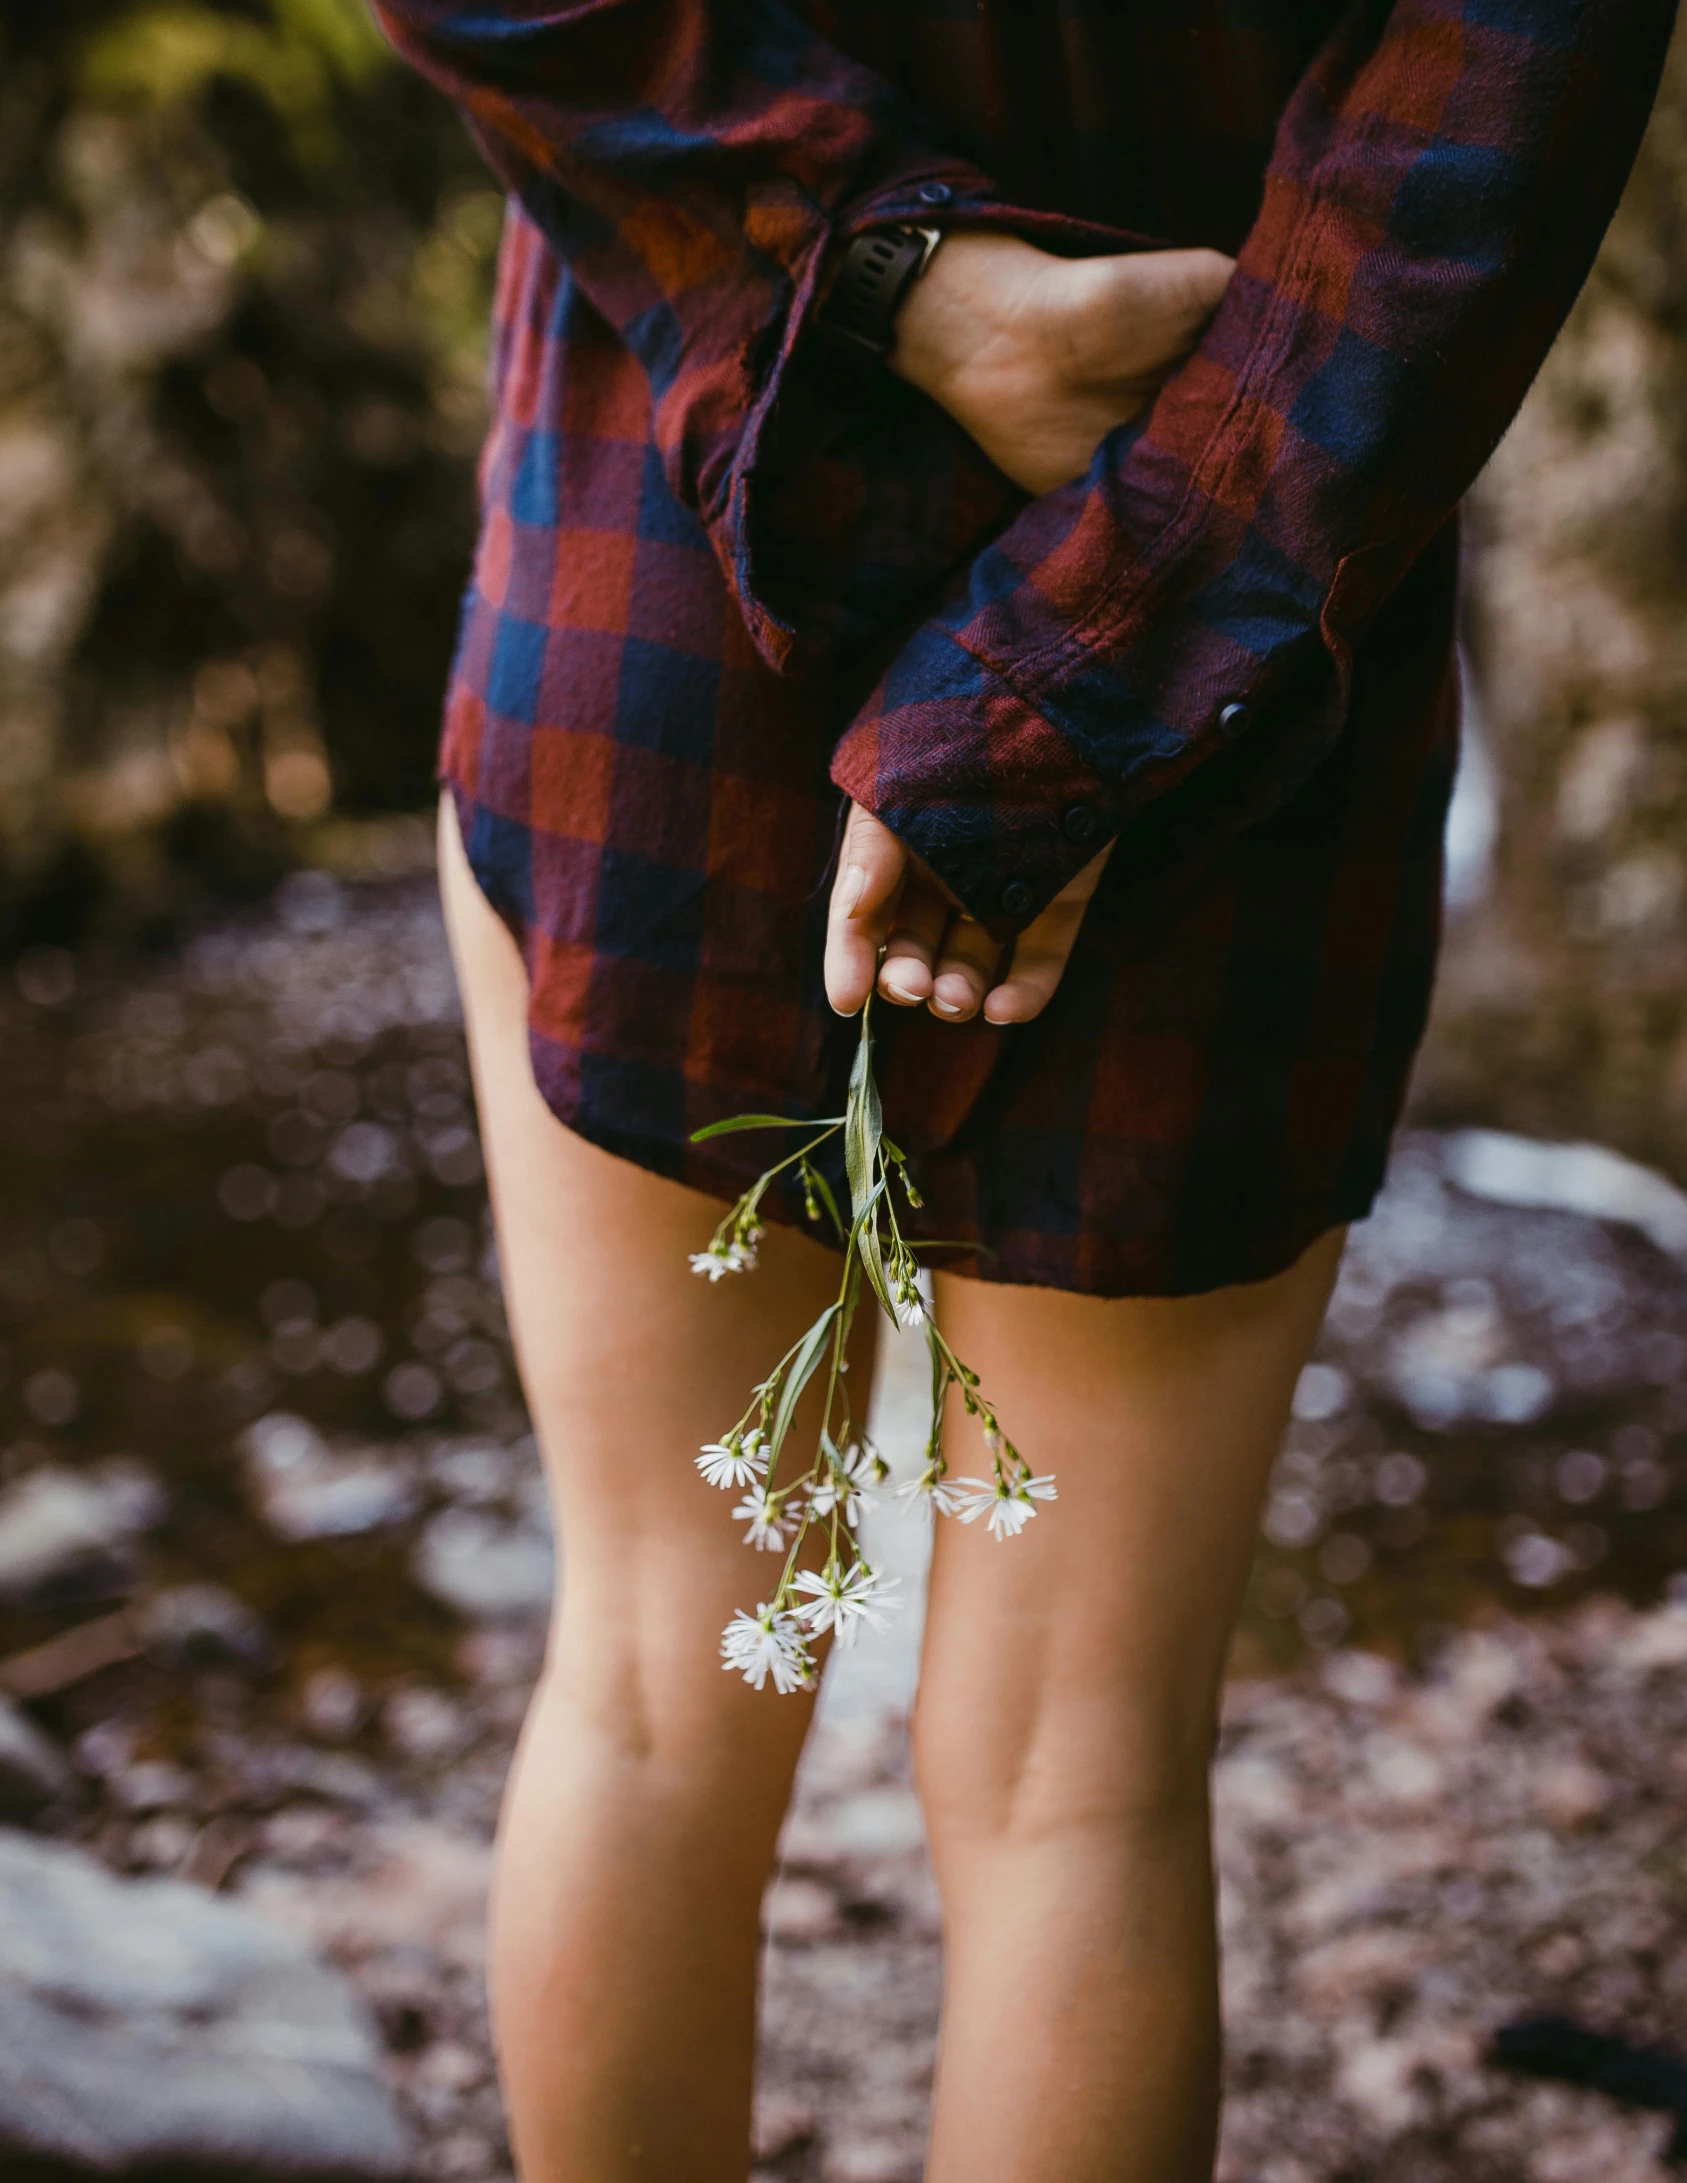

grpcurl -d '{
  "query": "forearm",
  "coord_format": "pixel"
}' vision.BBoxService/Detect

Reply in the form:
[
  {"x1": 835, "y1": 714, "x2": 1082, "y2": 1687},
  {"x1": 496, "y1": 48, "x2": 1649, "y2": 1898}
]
[
  {"x1": 832, "y1": 0, "x2": 1678, "y2": 937},
  {"x1": 370, "y1": 1, "x2": 984, "y2": 410}
]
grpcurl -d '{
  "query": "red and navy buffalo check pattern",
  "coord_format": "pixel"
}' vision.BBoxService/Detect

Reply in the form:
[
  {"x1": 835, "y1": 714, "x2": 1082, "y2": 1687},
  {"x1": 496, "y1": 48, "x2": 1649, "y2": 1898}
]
[{"x1": 376, "y1": 0, "x2": 1675, "y2": 1295}]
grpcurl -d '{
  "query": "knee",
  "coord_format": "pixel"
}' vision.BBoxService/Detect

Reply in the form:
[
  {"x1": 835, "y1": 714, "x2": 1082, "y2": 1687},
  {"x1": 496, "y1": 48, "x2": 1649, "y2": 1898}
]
[
  {"x1": 911, "y1": 1689, "x2": 1216, "y2": 1857},
  {"x1": 531, "y1": 1603, "x2": 812, "y2": 1802}
]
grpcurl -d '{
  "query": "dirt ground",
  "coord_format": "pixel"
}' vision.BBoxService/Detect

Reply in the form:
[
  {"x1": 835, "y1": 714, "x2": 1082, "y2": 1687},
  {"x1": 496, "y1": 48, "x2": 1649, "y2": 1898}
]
[{"x1": 9, "y1": 876, "x2": 1687, "y2": 2180}]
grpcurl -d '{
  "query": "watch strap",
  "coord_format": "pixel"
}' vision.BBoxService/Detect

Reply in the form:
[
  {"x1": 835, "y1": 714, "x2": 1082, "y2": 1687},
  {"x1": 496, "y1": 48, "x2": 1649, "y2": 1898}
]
[{"x1": 815, "y1": 224, "x2": 943, "y2": 364}]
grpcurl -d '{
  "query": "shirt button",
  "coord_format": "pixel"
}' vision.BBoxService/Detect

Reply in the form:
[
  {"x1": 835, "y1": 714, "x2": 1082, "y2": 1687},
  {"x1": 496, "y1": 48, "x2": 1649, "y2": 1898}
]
[
  {"x1": 918, "y1": 182, "x2": 954, "y2": 207},
  {"x1": 1060, "y1": 803, "x2": 1101, "y2": 845},
  {"x1": 1217, "y1": 701, "x2": 1254, "y2": 740},
  {"x1": 999, "y1": 879, "x2": 1035, "y2": 918}
]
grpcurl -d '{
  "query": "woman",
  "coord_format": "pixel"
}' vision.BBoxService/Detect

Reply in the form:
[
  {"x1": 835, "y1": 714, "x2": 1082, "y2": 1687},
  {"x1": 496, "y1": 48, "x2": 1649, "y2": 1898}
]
[{"x1": 374, "y1": 2, "x2": 1673, "y2": 2177}]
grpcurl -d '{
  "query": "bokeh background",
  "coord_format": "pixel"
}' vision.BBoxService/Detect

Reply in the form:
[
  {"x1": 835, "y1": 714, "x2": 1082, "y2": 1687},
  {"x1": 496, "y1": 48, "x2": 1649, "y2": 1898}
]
[
  {"x1": 1, "y1": 0, "x2": 493, "y2": 943},
  {"x1": 3, "y1": 6, "x2": 1687, "y2": 2181}
]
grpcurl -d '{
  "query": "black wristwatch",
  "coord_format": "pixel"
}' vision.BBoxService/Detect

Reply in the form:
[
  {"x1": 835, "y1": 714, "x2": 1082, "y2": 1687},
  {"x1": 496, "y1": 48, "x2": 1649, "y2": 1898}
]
[{"x1": 815, "y1": 224, "x2": 944, "y2": 364}]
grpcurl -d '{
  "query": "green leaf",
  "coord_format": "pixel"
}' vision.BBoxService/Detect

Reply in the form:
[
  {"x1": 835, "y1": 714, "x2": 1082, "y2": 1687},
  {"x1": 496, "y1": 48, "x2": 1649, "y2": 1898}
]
[
  {"x1": 926, "y1": 1321, "x2": 949, "y2": 1451},
  {"x1": 768, "y1": 1303, "x2": 841, "y2": 1464},
  {"x1": 851, "y1": 1183, "x2": 896, "y2": 1319},
  {"x1": 689, "y1": 1113, "x2": 844, "y2": 1142},
  {"x1": 844, "y1": 1007, "x2": 883, "y2": 1223},
  {"x1": 859, "y1": 1225, "x2": 895, "y2": 1321}
]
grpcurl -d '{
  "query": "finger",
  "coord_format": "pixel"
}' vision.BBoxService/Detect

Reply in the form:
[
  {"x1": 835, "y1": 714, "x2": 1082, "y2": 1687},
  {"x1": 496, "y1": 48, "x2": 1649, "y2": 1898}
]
[
  {"x1": 877, "y1": 868, "x2": 951, "y2": 1006},
  {"x1": 1074, "y1": 247, "x2": 1236, "y2": 384},
  {"x1": 825, "y1": 804, "x2": 909, "y2": 1015},
  {"x1": 981, "y1": 901, "x2": 1086, "y2": 1024},
  {"x1": 1153, "y1": 245, "x2": 1237, "y2": 322},
  {"x1": 1104, "y1": 245, "x2": 1235, "y2": 330},
  {"x1": 982, "y1": 843, "x2": 1113, "y2": 1025},
  {"x1": 929, "y1": 914, "x2": 1001, "y2": 1022}
]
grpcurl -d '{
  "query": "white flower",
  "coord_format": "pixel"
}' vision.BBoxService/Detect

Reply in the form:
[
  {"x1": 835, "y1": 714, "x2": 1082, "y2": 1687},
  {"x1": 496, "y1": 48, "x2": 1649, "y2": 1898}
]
[
  {"x1": 895, "y1": 1465, "x2": 969, "y2": 1518},
  {"x1": 982, "y1": 1424, "x2": 1003, "y2": 1460},
  {"x1": 953, "y1": 1470, "x2": 1058, "y2": 1539},
  {"x1": 808, "y1": 1441, "x2": 877, "y2": 1525},
  {"x1": 892, "y1": 1288, "x2": 926, "y2": 1330},
  {"x1": 690, "y1": 1238, "x2": 758, "y2": 1281},
  {"x1": 720, "y1": 1605, "x2": 813, "y2": 1693},
  {"x1": 732, "y1": 1485, "x2": 790, "y2": 1551},
  {"x1": 791, "y1": 1563, "x2": 902, "y2": 1648},
  {"x1": 696, "y1": 1431, "x2": 768, "y2": 1490}
]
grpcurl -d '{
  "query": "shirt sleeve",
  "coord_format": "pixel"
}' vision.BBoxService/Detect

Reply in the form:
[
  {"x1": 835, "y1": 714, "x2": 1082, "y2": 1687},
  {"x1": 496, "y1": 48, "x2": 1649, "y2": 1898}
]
[
  {"x1": 367, "y1": 0, "x2": 1003, "y2": 669},
  {"x1": 829, "y1": 0, "x2": 1681, "y2": 938}
]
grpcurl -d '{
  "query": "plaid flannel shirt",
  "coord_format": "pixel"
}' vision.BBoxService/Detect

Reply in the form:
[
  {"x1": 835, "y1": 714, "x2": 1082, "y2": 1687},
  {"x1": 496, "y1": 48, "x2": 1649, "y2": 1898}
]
[{"x1": 373, "y1": 0, "x2": 1674, "y2": 939}]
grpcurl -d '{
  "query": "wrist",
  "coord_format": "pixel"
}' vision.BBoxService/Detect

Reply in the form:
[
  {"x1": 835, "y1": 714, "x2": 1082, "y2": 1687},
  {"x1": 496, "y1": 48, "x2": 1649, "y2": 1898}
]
[
  {"x1": 814, "y1": 224, "x2": 943, "y2": 366},
  {"x1": 889, "y1": 230, "x2": 1052, "y2": 413}
]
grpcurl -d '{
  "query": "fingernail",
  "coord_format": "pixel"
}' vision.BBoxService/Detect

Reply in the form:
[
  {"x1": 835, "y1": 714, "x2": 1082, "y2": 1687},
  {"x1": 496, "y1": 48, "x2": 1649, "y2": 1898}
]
[
  {"x1": 882, "y1": 977, "x2": 921, "y2": 1003},
  {"x1": 931, "y1": 995, "x2": 964, "y2": 1017},
  {"x1": 839, "y1": 863, "x2": 868, "y2": 915}
]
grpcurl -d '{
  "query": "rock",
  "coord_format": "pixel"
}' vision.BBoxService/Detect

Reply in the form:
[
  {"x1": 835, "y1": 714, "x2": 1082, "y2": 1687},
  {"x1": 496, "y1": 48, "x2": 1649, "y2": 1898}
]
[
  {"x1": 242, "y1": 1413, "x2": 417, "y2": 1541},
  {"x1": 0, "y1": 1826, "x2": 410, "y2": 2178},
  {"x1": 426, "y1": 1441, "x2": 513, "y2": 1506},
  {"x1": 243, "y1": 1818, "x2": 494, "y2": 1968},
  {"x1": 0, "y1": 1699, "x2": 75, "y2": 1820},
  {"x1": 764, "y1": 1875, "x2": 844, "y2": 1944},
  {"x1": 87, "y1": 1457, "x2": 169, "y2": 1535},
  {"x1": 0, "y1": 1463, "x2": 161, "y2": 1610},
  {"x1": 138, "y1": 1581, "x2": 277, "y2": 1672},
  {"x1": 413, "y1": 1506, "x2": 553, "y2": 1621},
  {"x1": 383, "y1": 1686, "x2": 471, "y2": 1764},
  {"x1": 1322, "y1": 1134, "x2": 1687, "y2": 1430},
  {"x1": 108, "y1": 1760, "x2": 197, "y2": 1814},
  {"x1": 302, "y1": 1666, "x2": 366, "y2": 1740},
  {"x1": 1386, "y1": 1304, "x2": 1556, "y2": 1428},
  {"x1": 1444, "y1": 1128, "x2": 1687, "y2": 1259}
]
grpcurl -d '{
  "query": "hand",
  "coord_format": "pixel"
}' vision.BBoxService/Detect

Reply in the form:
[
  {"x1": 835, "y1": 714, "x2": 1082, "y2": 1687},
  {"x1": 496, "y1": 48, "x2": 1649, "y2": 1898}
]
[
  {"x1": 891, "y1": 230, "x2": 1234, "y2": 496},
  {"x1": 829, "y1": 236, "x2": 1225, "y2": 1026},
  {"x1": 825, "y1": 802, "x2": 1112, "y2": 1025}
]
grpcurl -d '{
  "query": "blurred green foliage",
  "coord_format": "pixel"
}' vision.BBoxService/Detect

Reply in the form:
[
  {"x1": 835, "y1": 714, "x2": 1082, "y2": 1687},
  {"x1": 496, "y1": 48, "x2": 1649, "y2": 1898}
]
[
  {"x1": 83, "y1": 0, "x2": 390, "y2": 164},
  {"x1": 0, "y1": 0, "x2": 500, "y2": 944}
]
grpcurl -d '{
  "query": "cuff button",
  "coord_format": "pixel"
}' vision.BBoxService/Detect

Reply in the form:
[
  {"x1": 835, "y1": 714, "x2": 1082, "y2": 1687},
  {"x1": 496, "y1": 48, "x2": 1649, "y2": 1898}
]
[
  {"x1": 1060, "y1": 803, "x2": 1101, "y2": 845},
  {"x1": 999, "y1": 879, "x2": 1035, "y2": 918},
  {"x1": 1217, "y1": 701, "x2": 1254, "y2": 740}
]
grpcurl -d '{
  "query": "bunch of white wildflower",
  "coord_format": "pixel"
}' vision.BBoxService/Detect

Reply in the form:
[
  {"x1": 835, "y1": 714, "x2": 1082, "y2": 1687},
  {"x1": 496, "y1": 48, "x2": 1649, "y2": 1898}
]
[
  {"x1": 695, "y1": 1427, "x2": 767, "y2": 1490},
  {"x1": 719, "y1": 1604, "x2": 813, "y2": 1694},
  {"x1": 807, "y1": 1433, "x2": 886, "y2": 1524},
  {"x1": 688, "y1": 1208, "x2": 764, "y2": 1281},
  {"x1": 688, "y1": 992, "x2": 1056, "y2": 1691}
]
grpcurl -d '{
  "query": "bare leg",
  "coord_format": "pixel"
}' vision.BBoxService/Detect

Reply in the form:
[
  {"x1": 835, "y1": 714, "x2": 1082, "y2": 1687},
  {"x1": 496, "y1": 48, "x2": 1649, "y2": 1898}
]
[
  {"x1": 916, "y1": 1238, "x2": 1344, "y2": 2183},
  {"x1": 438, "y1": 798, "x2": 866, "y2": 2182}
]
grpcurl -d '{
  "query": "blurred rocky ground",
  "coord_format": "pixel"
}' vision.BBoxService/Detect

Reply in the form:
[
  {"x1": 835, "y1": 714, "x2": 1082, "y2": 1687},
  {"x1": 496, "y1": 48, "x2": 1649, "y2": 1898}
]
[{"x1": 6, "y1": 876, "x2": 1687, "y2": 2177}]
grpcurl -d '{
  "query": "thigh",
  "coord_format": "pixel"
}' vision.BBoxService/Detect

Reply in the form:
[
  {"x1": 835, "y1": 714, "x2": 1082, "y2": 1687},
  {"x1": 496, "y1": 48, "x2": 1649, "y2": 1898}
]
[
  {"x1": 914, "y1": 1235, "x2": 1344, "y2": 1822},
  {"x1": 438, "y1": 796, "x2": 869, "y2": 1743}
]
